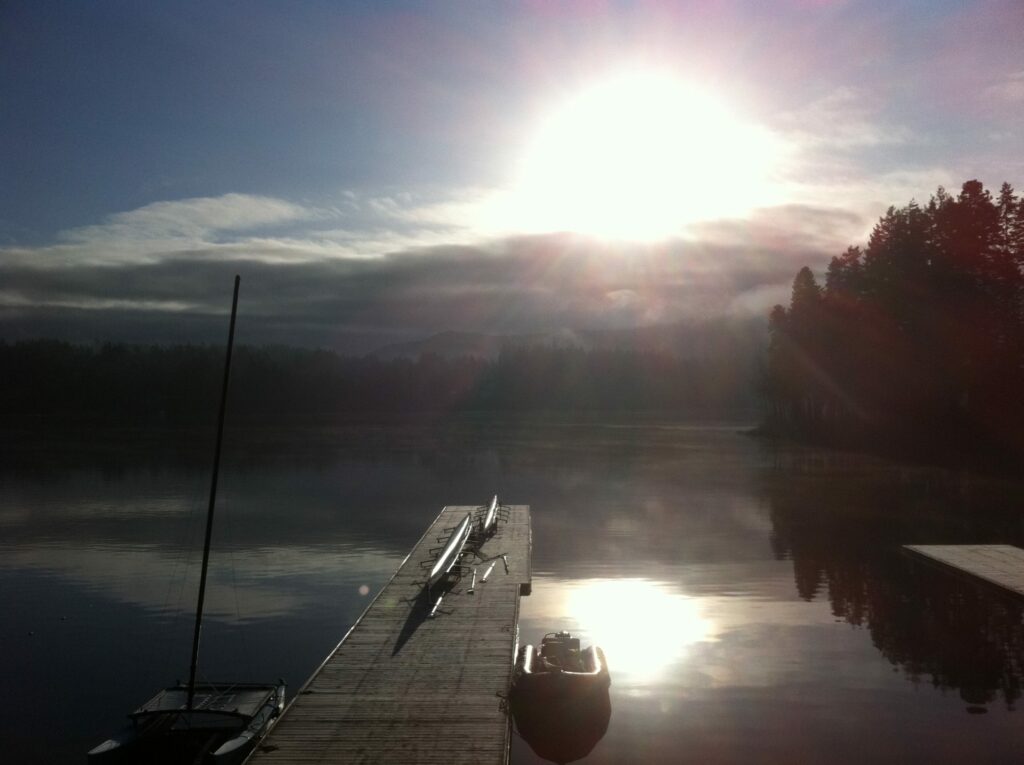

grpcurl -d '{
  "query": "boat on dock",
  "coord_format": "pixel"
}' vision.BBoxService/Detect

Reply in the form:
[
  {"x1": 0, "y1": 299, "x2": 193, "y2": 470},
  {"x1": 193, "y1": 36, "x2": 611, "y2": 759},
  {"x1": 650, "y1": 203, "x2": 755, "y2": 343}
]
[
  {"x1": 427, "y1": 511, "x2": 472, "y2": 593},
  {"x1": 87, "y1": 276, "x2": 284, "y2": 763}
]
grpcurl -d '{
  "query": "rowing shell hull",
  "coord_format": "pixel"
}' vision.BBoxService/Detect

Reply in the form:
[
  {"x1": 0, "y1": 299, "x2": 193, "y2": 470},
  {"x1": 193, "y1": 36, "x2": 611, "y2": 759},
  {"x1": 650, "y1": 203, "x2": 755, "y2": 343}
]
[
  {"x1": 479, "y1": 495, "x2": 498, "y2": 536},
  {"x1": 427, "y1": 512, "x2": 472, "y2": 590}
]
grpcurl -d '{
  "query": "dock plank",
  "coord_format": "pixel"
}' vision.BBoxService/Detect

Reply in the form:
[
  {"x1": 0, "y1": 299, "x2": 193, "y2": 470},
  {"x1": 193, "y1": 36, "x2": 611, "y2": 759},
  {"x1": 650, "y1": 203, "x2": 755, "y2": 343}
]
[
  {"x1": 247, "y1": 504, "x2": 531, "y2": 765},
  {"x1": 903, "y1": 544, "x2": 1024, "y2": 598}
]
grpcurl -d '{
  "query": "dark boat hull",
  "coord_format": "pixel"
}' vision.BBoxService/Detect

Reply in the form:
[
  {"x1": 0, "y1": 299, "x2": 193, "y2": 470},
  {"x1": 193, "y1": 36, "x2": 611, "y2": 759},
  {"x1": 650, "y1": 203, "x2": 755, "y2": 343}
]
[
  {"x1": 512, "y1": 687, "x2": 611, "y2": 764},
  {"x1": 510, "y1": 633, "x2": 612, "y2": 763}
]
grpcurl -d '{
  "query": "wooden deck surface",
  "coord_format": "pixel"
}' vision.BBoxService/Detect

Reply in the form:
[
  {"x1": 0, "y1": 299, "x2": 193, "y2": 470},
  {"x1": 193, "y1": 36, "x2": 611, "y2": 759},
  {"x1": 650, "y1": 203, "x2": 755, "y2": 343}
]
[
  {"x1": 903, "y1": 544, "x2": 1024, "y2": 598},
  {"x1": 247, "y1": 504, "x2": 532, "y2": 765}
]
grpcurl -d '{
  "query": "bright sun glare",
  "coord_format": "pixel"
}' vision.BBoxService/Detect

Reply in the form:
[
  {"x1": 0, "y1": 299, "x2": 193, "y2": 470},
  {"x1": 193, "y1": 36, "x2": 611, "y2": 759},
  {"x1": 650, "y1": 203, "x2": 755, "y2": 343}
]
[
  {"x1": 493, "y1": 70, "x2": 786, "y2": 241},
  {"x1": 563, "y1": 578, "x2": 715, "y2": 681}
]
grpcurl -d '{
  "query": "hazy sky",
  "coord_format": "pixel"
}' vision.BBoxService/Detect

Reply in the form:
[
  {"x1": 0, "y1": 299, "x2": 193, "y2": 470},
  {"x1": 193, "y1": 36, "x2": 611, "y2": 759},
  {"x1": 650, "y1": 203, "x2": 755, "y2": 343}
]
[{"x1": 2, "y1": 1, "x2": 1022, "y2": 350}]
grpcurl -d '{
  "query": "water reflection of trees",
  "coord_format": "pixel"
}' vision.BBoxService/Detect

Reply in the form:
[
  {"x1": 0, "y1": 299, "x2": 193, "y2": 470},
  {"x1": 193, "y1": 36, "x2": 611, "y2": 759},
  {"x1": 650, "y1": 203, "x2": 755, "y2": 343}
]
[{"x1": 767, "y1": 453, "x2": 1024, "y2": 707}]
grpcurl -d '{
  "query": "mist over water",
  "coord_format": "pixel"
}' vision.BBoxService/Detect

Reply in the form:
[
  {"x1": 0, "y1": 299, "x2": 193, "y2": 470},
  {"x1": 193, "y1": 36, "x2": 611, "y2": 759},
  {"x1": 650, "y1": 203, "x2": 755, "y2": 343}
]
[{"x1": 4, "y1": 421, "x2": 1024, "y2": 764}]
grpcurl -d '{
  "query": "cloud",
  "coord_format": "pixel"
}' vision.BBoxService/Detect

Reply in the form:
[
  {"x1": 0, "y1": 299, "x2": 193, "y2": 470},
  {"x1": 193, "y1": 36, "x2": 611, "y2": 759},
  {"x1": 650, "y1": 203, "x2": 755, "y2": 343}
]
[
  {"x1": 71, "y1": 193, "x2": 313, "y2": 240},
  {"x1": 0, "y1": 199, "x2": 856, "y2": 351},
  {"x1": 984, "y1": 71, "x2": 1024, "y2": 105},
  {"x1": 687, "y1": 205, "x2": 866, "y2": 256},
  {"x1": 775, "y1": 87, "x2": 912, "y2": 151},
  {"x1": 2, "y1": 177, "x2": 917, "y2": 353},
  {"x1": 1, "y1": 189, "x2": 491, "y2": 273},
  {"x1": 52, "y1": 194, "x2": 318, "y2": 263},
  {"x1": 0, "y1": 290, "x2": 198, "y2": 314},
  {"x1": 763, "y1": 89, "x2": 971, "y2": 227},
  {"x1": 2, "y1": 195, "x2": 323, "y2": 270},
  {"x1": 728, "y1": 283, "x2": 792, "y2": 316}
]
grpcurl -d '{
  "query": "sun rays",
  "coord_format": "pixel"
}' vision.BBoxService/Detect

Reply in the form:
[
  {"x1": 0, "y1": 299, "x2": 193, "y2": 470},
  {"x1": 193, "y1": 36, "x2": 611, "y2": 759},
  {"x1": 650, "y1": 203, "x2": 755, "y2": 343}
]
[{"x1": 478, "y1": 69, "x2": 788, "y2": 241}]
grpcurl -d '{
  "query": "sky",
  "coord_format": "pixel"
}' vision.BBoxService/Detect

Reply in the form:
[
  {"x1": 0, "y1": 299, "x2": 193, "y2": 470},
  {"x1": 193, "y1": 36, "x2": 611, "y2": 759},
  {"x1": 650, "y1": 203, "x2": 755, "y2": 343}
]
[{"x1": 2, "y1": 0, "x2": 1022, "y2": 352}]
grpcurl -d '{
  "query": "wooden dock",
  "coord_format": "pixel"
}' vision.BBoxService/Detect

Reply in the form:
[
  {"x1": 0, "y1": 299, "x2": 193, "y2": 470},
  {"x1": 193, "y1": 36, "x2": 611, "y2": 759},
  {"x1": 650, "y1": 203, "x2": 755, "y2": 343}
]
[
  {"x1": 903, "y1": 545, "x2": 1024, "y2": 598},
  {"x1": 247, "y1": 504, "x2": 532, "y2": 765}
]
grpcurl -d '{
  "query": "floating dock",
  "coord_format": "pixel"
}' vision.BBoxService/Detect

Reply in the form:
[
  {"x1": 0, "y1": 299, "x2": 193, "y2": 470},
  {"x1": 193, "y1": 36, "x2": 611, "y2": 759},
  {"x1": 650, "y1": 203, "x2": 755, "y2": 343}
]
[
  {"x1": 248, "y1": 504, "x2": 532, "y2": 765},
  {"x1": 903, "y1": 544, "x2": 1024, "y2": 598}
]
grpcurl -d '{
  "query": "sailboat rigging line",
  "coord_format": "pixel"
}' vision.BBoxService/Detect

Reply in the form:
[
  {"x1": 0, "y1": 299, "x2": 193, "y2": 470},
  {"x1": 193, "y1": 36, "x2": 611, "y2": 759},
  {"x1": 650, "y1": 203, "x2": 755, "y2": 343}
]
[
  {"x1": 152, "y1": 479, "x2": 206, "y2": 690},
  {"x1": 223, "y1": 493, "x2": 253, "y2": 670},
  {"x1": 187, "y1": 274, "x2": 241, "y2": 711},
  {"x1": 179, "y1": 487, "x2": 206, "y2": 633}
]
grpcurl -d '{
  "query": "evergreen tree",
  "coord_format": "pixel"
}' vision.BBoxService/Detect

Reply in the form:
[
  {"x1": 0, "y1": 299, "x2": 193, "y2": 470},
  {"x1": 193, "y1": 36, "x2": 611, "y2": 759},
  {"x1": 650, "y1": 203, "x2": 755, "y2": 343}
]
[{"x1": 765, "y1": 179, "x2": 1024, "y2": 464}]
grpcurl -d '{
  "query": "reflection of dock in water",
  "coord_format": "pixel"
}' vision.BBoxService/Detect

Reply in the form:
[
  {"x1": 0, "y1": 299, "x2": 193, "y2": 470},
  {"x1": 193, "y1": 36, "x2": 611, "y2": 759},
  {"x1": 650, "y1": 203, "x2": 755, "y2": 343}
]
[
  {"x1": 248, "y1": 504, "x2": 531, "y2": 764},
  {"x1": 904, "y1": 545, "x2": 1024, "y2": 598}
]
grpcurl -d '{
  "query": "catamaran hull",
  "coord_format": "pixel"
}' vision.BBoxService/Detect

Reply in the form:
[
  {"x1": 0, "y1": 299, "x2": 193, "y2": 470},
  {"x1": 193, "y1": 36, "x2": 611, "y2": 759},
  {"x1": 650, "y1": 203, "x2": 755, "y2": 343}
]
[
  {"x1": 87, "y1": 683, "x2": 285, "y2": 765},
  {"x1": 211, "y1": 683, "x2": 286, "y2": 762}
]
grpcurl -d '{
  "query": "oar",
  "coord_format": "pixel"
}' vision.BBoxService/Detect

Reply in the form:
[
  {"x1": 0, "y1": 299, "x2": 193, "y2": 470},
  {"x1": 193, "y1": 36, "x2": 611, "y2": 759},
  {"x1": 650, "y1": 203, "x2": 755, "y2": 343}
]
[
  {"x1": 481, "y1": 561, "x2": 496, "y2": 583},
  {"x1": 468, "y1": 567, "x2": 477, "y2": 594},
  {"x1": 427, "y1": 593, "x2": 444, "y2": 618}
]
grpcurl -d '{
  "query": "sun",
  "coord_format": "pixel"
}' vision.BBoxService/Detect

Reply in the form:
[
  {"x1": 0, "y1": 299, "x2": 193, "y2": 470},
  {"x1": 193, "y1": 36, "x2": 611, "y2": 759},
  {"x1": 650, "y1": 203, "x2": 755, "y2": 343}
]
[{"x1": 497, "y1": 69, "x2": 786, "y2": 241}]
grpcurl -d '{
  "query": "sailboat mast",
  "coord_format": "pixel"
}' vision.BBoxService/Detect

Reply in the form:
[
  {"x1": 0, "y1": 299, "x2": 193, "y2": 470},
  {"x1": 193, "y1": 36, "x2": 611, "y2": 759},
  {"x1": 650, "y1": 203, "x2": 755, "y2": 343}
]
[{"x1": 188, "y1": 274, "x2": 241, "y2": 711}]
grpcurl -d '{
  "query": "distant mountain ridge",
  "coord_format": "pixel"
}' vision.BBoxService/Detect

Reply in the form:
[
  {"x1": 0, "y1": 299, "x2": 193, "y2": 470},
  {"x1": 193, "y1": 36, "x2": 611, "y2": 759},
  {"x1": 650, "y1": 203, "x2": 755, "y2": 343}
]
[{"x1": 368, "y1": 318, "x2": 768, "y2": 361}]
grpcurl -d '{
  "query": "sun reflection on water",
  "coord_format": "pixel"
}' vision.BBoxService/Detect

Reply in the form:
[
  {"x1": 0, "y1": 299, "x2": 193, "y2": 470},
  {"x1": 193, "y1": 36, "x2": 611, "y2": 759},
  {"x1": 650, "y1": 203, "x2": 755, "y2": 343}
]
[{"x1": 561, "y1": 578, "x2": 716, "y2": 683}]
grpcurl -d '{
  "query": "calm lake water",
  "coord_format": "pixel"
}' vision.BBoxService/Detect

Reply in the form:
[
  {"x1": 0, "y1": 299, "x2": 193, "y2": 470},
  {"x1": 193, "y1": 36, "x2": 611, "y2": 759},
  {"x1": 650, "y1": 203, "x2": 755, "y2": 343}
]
[{"x1": 4, "y1": 420, "x2": 1024, "y2": 763}]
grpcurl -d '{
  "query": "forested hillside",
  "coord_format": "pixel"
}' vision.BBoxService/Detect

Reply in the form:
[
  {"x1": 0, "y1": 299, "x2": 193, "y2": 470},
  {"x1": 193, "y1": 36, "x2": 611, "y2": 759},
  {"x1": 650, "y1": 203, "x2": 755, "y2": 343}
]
[
  {"x1": 764, "y1": 180, "x2": 1024, "y2": 463},
  {"x1": 2, "y1": 340, "x2": 759, "y2": 424}
]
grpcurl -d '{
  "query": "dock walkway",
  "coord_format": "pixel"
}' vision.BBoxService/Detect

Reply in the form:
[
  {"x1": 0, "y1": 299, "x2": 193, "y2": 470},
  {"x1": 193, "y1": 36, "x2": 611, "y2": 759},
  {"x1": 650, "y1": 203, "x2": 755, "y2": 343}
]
[
  {"x1": 248, "y1": 504, "x2": 532, "y2": 765},
  {"x1": 903, "y1": 544, "x2": 1024, "y2": 598}
]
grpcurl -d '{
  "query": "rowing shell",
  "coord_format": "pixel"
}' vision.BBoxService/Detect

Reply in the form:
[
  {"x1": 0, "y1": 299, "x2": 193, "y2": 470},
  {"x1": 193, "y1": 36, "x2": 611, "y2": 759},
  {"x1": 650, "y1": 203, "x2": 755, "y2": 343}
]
[
  {"x1": 479, "y1": 495, "x2": 499, "y2": 536},
  {"x1": 427, "y1": 513, "x2": 472, "y2": 591}
]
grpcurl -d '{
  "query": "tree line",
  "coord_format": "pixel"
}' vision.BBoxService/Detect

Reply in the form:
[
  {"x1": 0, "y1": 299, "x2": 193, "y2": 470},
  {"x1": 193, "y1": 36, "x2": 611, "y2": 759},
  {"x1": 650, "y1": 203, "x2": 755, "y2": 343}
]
[
  {"x1": 764, "y1": 180, "x2": 1024, "y2": 464},
  {"x1": 1, "y1": 340, "x2": 758, "y2": 424}
]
